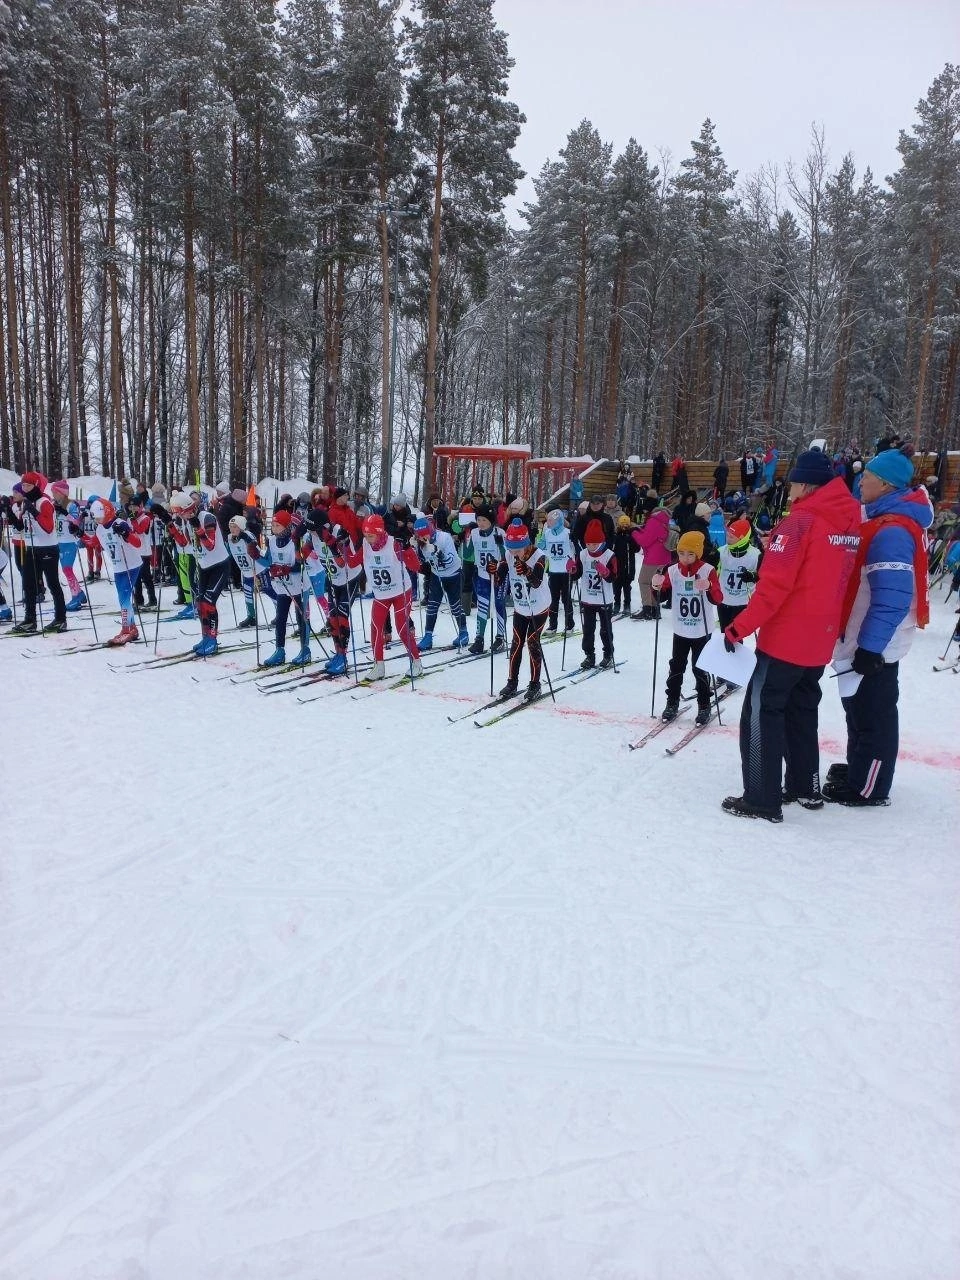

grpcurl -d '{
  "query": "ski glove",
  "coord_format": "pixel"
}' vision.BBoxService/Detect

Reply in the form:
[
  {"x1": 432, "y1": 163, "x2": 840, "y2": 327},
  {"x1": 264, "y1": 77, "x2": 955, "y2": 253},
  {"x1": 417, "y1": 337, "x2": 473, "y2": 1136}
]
[
  {"x1": 113, "y1": 519, "x2": 132, "y2": 540},
  {"x1": 851, "y1": 646, "x2": 885, "y2": 677},
  {"x1": 566, "y1": 558, "x2": 576, "y2": 573},
  {"x1": 723, "y1": 627, "x2": 739, "y2": 654},
  {"x1": 269, "y1": 564, "x2": 290, "y2": 579},
  {"x1": 594, "y1": 560, "x2": 611, "y2": 579}
]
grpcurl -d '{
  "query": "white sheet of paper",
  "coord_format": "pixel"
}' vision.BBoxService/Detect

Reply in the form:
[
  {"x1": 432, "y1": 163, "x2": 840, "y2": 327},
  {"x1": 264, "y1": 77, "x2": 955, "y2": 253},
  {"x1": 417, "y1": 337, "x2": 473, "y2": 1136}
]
[
  {"x1": 831, "y1": 657, "x2": 864, "y2": 699},
  {"x1": 695, "y1": 630, "x2": 757, "y2": 685}
]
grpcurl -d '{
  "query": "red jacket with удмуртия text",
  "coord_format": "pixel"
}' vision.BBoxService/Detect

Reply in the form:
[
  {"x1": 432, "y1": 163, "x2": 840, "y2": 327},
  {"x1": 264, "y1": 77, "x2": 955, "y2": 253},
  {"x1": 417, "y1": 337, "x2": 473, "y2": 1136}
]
[{"x1": 725, "y1": 476, "x2": 861, "y2": 666}]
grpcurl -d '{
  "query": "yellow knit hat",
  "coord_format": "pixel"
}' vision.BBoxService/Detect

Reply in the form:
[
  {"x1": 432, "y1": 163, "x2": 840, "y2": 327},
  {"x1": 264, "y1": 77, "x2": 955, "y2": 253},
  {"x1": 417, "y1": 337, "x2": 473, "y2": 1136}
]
[{"x1": 677, "y1": 530, "x2": 705, "y2": 557}]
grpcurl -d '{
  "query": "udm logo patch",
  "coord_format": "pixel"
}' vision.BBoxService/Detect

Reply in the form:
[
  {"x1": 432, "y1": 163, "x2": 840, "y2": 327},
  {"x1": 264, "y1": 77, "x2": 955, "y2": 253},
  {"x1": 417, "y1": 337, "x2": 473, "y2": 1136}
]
[{"x1": 769, "y1": 533, "x2": 790, "y2": 553}]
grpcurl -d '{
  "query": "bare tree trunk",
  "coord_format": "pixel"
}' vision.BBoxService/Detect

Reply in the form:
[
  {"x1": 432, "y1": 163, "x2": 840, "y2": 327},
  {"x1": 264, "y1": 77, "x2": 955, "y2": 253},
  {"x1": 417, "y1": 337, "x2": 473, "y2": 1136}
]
[
  {"x1": 0, "y1": 105, "x2": 24, "y2": 468},
  {"x1": 423, "y1": 107, "x2": 445, "y2": 500}
]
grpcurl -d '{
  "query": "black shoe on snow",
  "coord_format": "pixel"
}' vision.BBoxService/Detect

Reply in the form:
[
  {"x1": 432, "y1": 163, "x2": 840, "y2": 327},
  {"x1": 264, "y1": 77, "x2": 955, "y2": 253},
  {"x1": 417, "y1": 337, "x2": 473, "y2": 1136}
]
[
  {"x1": 468, "y1": 636, "x2": 485, "y2": 655},
  {"x1": 43, "y1": 620, "x2": 68, "y2": 634},
  {"x1": 523, "y1": 681, "x2": 542, "y2": 702},
  {"x1": 11, "y1": 620, "x2": 37, "y2": 635},
  {"x1": 580, "y1": 655, "x2": 595, "y2": 671},
  {"x1": 661, "y1": 701, "x2": 680, "y2": 722},
  {"x1": 545, "y1": 623, "x2": 557, "y2": 634},
  {"x1": 499, "y1": 679, "x2": 519, "y2": 698},
  {"x1": 825, "y1": 763, "x2": 848, "y2": 786},
  {"x1": 821, "y1": 781, "x2": 890, "y2": 807},
  {"x1": 721, "y1": 794, "x2": 784, "y2": 823},
  {"x1": 782, "y1": 790, "x2": 824, "y2": 809},
  {"x1": 563, "y1": 621, "x2": 576, "y2": 632},
  {"x1": 492, "y1": 636, "x2": 506, "y2": 654},
  {"x1": 695, "y1": 706, "x2": 711, "y2": 726},
  {"x1": 599, "y1": 654, "x2": 614, "y2": 670},
  {"x1": 237, "y1": 615, "x2": 257, "y2": 629}
]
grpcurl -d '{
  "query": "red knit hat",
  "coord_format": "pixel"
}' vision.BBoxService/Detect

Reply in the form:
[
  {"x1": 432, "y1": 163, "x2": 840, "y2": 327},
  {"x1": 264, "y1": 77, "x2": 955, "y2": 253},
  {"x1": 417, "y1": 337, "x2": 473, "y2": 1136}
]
[
  {"x1": 272, "y1": 509, "x2": 293, "y2": 528},
  {"x1": 585, "y1": 519, "x2": 605, "y2": 547},
  {"x1": 21, "y1": 471, "x2": 48, "y2": 492}
]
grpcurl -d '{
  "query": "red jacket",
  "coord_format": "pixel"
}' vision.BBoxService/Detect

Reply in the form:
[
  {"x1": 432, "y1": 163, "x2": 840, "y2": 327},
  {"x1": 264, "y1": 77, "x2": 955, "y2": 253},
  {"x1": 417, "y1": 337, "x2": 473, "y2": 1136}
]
[{"x1": 727, "y1": 477, "x2": 861, "y2": 665}]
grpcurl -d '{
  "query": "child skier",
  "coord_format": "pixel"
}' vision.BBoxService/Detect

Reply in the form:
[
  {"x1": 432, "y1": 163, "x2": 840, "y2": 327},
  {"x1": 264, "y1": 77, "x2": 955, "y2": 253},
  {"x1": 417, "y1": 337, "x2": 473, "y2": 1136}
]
[
  {"x1": 50, "y1": 480, "x2": 86, "y2": 612},
  {"x1": 320, "y1": 522, "x2": 365, "y2": 675},
  {"x1": 91, "y1": 498, "x2": 143, "y2": 645},
  {"x1": 167, "y1": 491, "x2": 232, "y2": 657},
  {"x1": 496, "y1": 518, "x2": 552, "y2": 701},
  {"x1": 361, "y1": 513, "x2": 423, "y2": 680},
  {"x1": 651, "y1": 530, "x2": 723, "y2": 725},
  {"x1": 575, "y1": 518, "x2": 617, "y2": 670},
  {"x1": 716, "y1": 518, "x2": 761, "y2": 632},
  {"x1": 413, "y1": 516, "x2": 469, "y2": 649},
  {"x1": 540, "y1": 508, "x2": 576, "y2": 633},
  {"x1": 467, "y1": 505, "x2": 507, "y2": 654},
  {"x1": 81, "y1": 499, "x2": 103, "y2": 580},
  {"x1": 129, "y1": 494, "x2": 158, "y2": 609},
  {"x1": 226, "y1": 515, "x2": 277, "y2": 629},
  {"x1": 254, "y1": 508, "x2": 311, "y2": 668}
]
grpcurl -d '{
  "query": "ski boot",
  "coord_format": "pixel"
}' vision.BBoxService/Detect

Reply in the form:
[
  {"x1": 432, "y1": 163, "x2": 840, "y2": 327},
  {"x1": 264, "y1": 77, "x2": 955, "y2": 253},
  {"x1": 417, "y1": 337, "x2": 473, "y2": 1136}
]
[
  {"x1": 599, "y1": 653, "x2": 614, "y2": 670},
  {"x1": 419, "y1": 631, "x2": 433, "y2": 651},
  {"x1": 492, "y1": 635, "x2": 506, "y2": 654},
  {"x1": 261, "y1": 647, "x2": 286, "y2": 668},
  {"x1": 288, "y1": 645, "x2": 311, "y2": 666},
  {"x1": 65, "y1": 591, "x2": 87, "y2": 613},
  {"x1": 43, "y1": 620, "x2": 68, "y2": 634},
  {"x1": 173, "y1": 603, "x2": 197, "y2": 621},
  {"x1": 324, "y1": 651, "x2": 347, "y2": 676},
  {"x1": 523, "y1": 680, "x2": 542, "y2": 702},
  {"x1": 580, "y1": 655, "x2": 595, "y2": 671},
  {"x1": 499, "y1": 678, "x2": 519, "y2": 699},
  {"x1": 410, "y1": 657, "x2": 424, "y2": 677},
  {"x1": 193, "y1": 635, "x2": 218, "y2": 657},
  {"x1": 455, "y1": 626, "x2": 470, "y2": 648},
  {"x1": 0, "y1": 606, "x2": 11, "y2": 623},
  {"x1": 468, "y1": 635, "x2": 485, "y2": 655},
  {"x1": 107, "y1": 626, "x2": 138, "y2": 646},
  {"x1": 370, "y1": 660, "x2": 386, "y2": 680},
  {"x1": 545, "y1": 622, "x2": 557, "y2": 634},
  {"x1": 10, "y1": 620, "x2": 37, "y2": 635},
  {"x1": 695, "y1": 705, "x2": 711, "y2": 727},
  {"x1": 661, "y1": 700, "x2": 680, "y2": 723}
]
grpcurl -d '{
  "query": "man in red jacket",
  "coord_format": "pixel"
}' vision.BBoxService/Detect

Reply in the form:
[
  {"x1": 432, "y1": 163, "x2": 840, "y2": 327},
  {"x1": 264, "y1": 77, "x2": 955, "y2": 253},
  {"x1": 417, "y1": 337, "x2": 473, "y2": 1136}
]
[{"x1": 721, "y1": 449, "x2": 861, "y2": 821}]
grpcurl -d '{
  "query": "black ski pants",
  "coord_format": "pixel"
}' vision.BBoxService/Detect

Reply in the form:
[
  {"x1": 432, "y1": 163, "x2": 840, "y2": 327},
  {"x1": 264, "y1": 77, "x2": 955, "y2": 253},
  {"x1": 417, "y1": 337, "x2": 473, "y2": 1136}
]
[
  {"x1": 666, "y1": 632, "x2": 711, "y2": 707},
  {"x1": 508, "y1": 609, "x2": 548, "y2": 684},
  {"x1": 548, "y1": 571, "x2": 574, "y2": 629},
  {"x1": 22, "y1": 547, "x2": 66, "y2": 624},
  {"x1": 739, "y1": 649, "x2": 824, "y2": 810},
  {"x1": 582, "y1": 602, "x2": 614, "y2": 660},
  {"x1": 840, "y1": 660, "x2": 900, "y2": 801}
]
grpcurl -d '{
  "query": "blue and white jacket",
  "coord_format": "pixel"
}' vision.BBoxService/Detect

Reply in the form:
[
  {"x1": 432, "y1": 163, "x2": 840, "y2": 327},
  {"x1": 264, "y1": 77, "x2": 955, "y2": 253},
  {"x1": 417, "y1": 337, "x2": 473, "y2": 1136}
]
[{"x1": 834, "y1": 487, "x2": 933, "y2": 664}]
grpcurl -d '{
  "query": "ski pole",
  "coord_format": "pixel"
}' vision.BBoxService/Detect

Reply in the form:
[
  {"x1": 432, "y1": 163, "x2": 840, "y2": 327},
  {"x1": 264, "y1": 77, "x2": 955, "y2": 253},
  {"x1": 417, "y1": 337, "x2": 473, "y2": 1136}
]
[
  {"x1": 701, "y1": 578, "x2": 722, "y2": 726},
  {"x1": 651, "y1": 585, "x2": 661, "y2": 718},
  {"x1": 488, "y1": 568, "x2": 497, "y2": 698},
  {"x1": 3, "y1": 519, "x2": 18, "y2": 624},
  {"x1": 153, "y1": 554, "x2": 163, "y2": 653},
  {"x1": 561, "y1": 570, "x2": 573, "y2": 670},
  {"x1": 24, "y1": 508, "x2": 45, "y2": 635}
]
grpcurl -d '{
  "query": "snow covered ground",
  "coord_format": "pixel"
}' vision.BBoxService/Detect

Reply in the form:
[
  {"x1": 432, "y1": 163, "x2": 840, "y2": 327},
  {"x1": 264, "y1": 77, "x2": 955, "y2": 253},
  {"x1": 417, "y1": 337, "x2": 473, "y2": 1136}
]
[{"x1": 1, "y1": 579, "x2": 959, "y2": 1280}]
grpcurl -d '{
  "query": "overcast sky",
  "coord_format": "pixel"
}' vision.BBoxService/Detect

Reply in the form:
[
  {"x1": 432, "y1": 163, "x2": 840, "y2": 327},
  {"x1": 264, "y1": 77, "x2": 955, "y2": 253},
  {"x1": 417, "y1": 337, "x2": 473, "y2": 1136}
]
[{"x1": 496, "y1": 0, "x2": 956, "y2": 223}]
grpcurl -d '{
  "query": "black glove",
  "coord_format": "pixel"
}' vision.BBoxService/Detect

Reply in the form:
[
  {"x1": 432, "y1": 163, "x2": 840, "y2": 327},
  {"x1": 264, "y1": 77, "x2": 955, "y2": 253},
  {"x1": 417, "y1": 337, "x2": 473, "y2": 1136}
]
[
  {"x1": 722, "y1": 627, "x2": 739, "y2": 654},
  {"x1": 188, "y1": 514, "x2": 201, "y2": 528},
  {"x1": 851, "y1": 646, "x2": 885, "y2": 677},
  {"x1": 740, "y1": 569, "x2": 757, "y2": 583},
  {"x1": 113, "y1": 519, "x2": 132, "y2": 540}
]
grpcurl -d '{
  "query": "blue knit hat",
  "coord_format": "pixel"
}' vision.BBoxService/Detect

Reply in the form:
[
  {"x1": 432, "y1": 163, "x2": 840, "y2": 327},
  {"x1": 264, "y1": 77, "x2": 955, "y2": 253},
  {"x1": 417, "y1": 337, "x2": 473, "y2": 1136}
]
[
  {"x1": 788, "y1": 449, "x2": 835, "y2": 487},
  {"x1": 865, "y1": 450, "x2": 915, "y2": 491}
]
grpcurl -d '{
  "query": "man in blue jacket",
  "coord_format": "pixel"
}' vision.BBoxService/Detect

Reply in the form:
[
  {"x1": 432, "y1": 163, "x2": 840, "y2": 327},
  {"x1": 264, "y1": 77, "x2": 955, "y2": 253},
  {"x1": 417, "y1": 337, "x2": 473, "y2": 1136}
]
[{"x1": 824, "y1": 450, "x2": 933, "y2": 806}]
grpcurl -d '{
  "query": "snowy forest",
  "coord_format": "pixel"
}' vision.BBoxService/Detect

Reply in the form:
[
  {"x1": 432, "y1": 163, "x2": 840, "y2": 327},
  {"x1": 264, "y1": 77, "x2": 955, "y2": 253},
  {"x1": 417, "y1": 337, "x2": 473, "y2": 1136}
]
[{"x1": 0, "y1": 0, "x2": 958, "y2": 500}]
